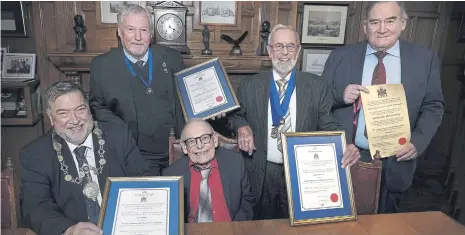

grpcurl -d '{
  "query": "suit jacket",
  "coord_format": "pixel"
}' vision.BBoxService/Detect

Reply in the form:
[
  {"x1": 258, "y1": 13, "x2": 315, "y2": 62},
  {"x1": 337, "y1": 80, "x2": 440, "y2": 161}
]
[
  {"x1": 228, "y1": 71, "x2": 341, "y2": 201},
  {"x1": 322, "y1": 40, "x2": 445, "y2": 192},
  {"x1": 89, "y1": 44, "x2": 186, "y2": 140},
  {"x1": 162, "y1": 148, "x2": 256, "y2": 222},
  {"x1": 20, "y1": 122, "x2": 151, "y2": 235}
]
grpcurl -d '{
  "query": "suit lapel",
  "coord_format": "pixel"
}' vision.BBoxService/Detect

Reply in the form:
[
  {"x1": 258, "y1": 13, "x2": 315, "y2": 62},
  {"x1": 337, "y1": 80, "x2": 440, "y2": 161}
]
[
  {"x1": 399, "y1": 41, "x2": 414, "y2": 116},
  {"x1": 117, "y1": 48, "x2": 137, "y2": 119},
  {"x1": 257, "y1": 72, "x2": 271, "y2": 147},
  {"x1": 93, "y1": 130, "x2": 109, "y2": 196},
  {"x1": 351, "y1": 42, "x2": 368, "y2": 84},
  {"x1": 55, "y1": 134, "x2": 88, "y2": 219},
  {"x1": 296, "y1": 74, "x2": 311, "y2": 131}
]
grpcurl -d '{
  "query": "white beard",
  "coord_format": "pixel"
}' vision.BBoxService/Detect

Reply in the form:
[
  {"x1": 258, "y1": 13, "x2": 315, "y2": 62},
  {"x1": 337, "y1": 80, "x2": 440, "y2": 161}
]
[{"x1": 272, "y1": 58, "x2": 297, "y2": 78}]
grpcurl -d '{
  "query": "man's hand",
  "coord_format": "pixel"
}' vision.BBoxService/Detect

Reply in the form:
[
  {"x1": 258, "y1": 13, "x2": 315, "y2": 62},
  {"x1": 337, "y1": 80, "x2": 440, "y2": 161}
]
[
  {"x1": 210, "y1": 112, "x2": 226, "y2": 120},
  {"x1": 396, "y1": 143, "x2": 418, "y2": 161},
  {"x1": 64, "y1": 222, "x2": 103, "y2": 235},
  {"x1": 237, "y1": 125, "x2": 255, "y2": 155},
  {"x1": 343, "y1": 84, "x2": 370, "y2": 104},
  {"x1": 341, "y1": 144, "x2": 360, "y2": 168}
]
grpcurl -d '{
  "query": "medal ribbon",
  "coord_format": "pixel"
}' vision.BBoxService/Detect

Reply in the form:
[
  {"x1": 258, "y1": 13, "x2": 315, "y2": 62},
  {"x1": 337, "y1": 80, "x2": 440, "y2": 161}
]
[
  {"x1": 124, "y1": 48, "x2": 153, "y2": 88},
  {"x1": 270, "y1": 69, "x2": 296, "y2": 126}
]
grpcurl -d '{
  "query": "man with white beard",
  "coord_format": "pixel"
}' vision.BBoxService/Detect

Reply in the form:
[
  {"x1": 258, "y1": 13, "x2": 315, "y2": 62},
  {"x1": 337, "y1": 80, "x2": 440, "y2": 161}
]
[{"x1": 228, "y1": 25, "x2": 360, "y2": 220}]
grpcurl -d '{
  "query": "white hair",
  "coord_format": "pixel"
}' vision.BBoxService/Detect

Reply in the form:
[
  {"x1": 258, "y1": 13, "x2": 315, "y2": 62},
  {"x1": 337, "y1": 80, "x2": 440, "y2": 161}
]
[{"x1": 267, "y1": 24, "x2": 300, "y2": 45}]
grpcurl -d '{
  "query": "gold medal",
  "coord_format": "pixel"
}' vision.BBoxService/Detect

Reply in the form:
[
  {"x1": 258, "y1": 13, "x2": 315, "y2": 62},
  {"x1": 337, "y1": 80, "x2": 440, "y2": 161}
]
[
  {"x1": 271, "y1": 126, "x2": 279, "y2": 139},
  {"x1": 83, "y1": 181, "x2": 100, "y2": 201}
]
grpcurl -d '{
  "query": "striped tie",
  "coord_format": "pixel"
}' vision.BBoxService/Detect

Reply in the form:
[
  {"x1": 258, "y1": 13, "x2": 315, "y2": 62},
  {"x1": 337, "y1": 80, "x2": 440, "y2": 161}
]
[
  {"x1": 276, "y1": 78, "x2": 292, "y2": 153},
  {"x1": 196, "y1": 168, "x2": 212, "y2": 223}
]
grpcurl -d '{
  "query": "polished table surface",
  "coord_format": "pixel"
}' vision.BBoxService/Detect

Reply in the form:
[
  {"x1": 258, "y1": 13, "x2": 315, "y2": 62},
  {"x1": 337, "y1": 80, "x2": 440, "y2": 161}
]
[
  {"x1": 2, "y1": 211, "x2": 464, "y2": 235},
  {"x1": 186, "y1": 211, "x2": 465, "y2": 235}
]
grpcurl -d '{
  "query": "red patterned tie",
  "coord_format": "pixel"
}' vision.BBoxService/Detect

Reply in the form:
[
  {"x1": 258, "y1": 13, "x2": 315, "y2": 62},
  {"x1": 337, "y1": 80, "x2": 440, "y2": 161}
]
[{"x1": 364, "y1": 51, "x2": 388, "y2": 138}]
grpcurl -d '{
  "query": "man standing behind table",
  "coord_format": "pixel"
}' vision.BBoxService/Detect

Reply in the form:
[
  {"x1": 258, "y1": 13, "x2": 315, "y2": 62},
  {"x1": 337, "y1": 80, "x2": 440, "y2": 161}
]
[
  {"x1": 89, "y1": 4, "x2": 185, "y2": 176},
  {"x1": 228, "y1": 24, "x2": 361, "y2": 220},
  {"x1": 322, "y1": 1, "x2": 444, "y2": 213},
  {"x1": 20, "y1": 81, "x2": 150, "y2": 235}
]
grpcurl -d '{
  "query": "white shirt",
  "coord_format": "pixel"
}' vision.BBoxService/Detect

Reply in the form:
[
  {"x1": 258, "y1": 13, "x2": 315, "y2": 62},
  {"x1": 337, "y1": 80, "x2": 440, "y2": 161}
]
[
  {"x1": 65, "y1": 134, "x2": 103, "y2": 206},
  {"x1": 123, "y1": 48, "x2": 149, "y2": 66},
  {"x1": 266, "y1": 70, "x2": 297, "y2": 164}
]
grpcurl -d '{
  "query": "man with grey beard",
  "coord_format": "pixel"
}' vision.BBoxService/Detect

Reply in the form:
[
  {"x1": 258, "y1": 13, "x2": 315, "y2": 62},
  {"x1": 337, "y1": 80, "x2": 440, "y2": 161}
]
[
  {"x1": 228, "y1": 24, "x2": 360, "y2": 220},
  {"x1": 20, "y1": 81, "x2": 150, "y2": 235}
]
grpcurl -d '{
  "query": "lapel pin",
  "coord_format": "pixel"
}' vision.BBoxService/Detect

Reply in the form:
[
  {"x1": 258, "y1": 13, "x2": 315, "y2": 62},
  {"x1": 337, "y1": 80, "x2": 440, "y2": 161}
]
[{"x1": 162, "y1": 62, "x2": 166, "y2": 67}]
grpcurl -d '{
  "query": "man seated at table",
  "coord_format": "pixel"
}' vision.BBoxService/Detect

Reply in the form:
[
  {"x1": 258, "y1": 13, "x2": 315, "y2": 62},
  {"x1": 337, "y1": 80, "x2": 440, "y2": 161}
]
[
  {"x1": 20, "y1": 81, "x2": 151, "y2": 235},
  {"x1": 163, "y1": 119, "x2": 255, "y2": 223}
]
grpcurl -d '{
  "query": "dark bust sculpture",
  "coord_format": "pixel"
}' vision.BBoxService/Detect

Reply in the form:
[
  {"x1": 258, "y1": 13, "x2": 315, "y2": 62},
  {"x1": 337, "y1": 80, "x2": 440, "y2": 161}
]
[
  {"x1": 259, "y1": 21, "x2": 271, "y2": 56},
  {"x1": 201, "y1": 25, "x2": 212, "y2": 55},
  {"x1": 73, "y1": 15, "x2": 87, "y2": 52}
]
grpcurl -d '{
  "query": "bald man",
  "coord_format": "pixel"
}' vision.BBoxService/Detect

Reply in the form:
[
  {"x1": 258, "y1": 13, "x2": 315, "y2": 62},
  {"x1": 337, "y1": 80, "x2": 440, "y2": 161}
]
[{"x1": 162, "y1": 119, "x2": 255, "y2": 223}]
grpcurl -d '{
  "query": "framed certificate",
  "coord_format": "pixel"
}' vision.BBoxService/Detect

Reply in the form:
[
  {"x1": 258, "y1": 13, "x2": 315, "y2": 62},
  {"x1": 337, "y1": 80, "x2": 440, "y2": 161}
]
[
  {"x1": 174, "y1": 57, "x2": 240, "y2": 121},
  {"x1": 281, "y1": 131, "x2": 357, "y2": 226},
  {"x1": 98, "y1": 176, "x2": 184, "y2": 235}
]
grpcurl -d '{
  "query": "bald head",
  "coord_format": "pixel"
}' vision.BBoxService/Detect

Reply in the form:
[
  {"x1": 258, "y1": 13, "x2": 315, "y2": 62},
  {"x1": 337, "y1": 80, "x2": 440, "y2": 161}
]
[
  {"x1": 180, "y1": 118, "x2": 218, "y2": 168},
  {"x1": 181, "y1": 119, "x2": 214, "y2": 141}
]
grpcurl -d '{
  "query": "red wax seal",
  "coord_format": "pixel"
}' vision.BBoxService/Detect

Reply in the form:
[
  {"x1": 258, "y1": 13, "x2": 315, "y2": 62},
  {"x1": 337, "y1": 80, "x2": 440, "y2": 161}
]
[
  {"x1": 398, "y1": 137, "x2": 407, "y2": 145},
  {"x1": 216, "y1": 96, "x2": 223, "y2": 102},
  {"x1": 330, "y1": 193, "x2": 339, "y2": 203}
]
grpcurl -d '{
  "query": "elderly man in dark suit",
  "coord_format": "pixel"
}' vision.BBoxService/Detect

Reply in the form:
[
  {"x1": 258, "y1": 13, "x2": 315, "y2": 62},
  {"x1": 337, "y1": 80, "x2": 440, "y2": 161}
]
[
  {"x1": 322, "y1": 1, "x2": 445, "y2": 213},
  {"x1": 20, "y1": 81, "x2": 150, "y2": 235},
  {"x1": 163, "y1": 119, "x2": 255, "y2": 223},
  {"x1": 89, "y1": 4, "x2": 185, "y2": 176},
  {"x1": 228, "y1": 24, "x2": 360, "y2": 220}
]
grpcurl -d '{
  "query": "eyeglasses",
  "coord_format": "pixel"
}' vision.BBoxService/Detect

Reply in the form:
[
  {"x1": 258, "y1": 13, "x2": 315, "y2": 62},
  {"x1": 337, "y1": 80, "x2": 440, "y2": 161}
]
[
  {"x1": 269, "y1": 43, "x2": 300, "y2": 52},
  {"x1": 183, "y1": 133, "x2": 213, "y2": 148}
]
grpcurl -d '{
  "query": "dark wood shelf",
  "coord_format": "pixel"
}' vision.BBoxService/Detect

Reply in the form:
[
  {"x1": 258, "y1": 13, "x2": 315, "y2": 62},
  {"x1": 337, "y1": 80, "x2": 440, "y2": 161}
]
[{"x1": 1, "y1": 79, "x2": 42, "y2": 126}]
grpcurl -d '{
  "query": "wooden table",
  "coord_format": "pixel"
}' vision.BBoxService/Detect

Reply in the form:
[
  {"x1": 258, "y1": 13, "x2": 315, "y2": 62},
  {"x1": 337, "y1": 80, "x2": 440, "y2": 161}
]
[
  {"x1": 186, "y1": 211, "x2": 465, "y2": 235},
  {"x1": 3, "y1": 211, "x2": 464, "y2": 235}
]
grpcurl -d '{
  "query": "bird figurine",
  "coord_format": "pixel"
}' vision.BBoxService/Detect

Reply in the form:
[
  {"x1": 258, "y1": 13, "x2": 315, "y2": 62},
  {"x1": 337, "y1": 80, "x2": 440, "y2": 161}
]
[{"x1": 221, "y1": 31, "x2": 249, "y2": 56}]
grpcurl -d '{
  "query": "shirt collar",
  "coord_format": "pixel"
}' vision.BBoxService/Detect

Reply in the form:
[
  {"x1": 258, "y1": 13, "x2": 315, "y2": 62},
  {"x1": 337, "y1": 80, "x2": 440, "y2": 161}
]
[
  {"x1": 272, "y1": 70, "x2": 292, "y2": 82},
  {"x1": 123, "y1": 48, "x2": 149, "y2": 64},
  {"x1": 66, "y1": 133, "x2": 94, "y2": 155},
  {"x1": 366, "y1": 40, "x2": 400, "y2": 57},
  {"x1": 189, "y1": 156, "x2": 218, "y2": 170}
]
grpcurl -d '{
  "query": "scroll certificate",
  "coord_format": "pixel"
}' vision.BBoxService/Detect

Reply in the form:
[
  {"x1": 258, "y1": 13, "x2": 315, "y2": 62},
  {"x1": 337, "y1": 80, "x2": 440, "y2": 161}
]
[
  {"x1": 294, "y1": 144, "x2": 343, "y2": 211},
  {"x1": 183, "y1": 67, "x2": 227, "y2": 115},
  {"x1": 112, "y1": 188, "x2": 170, "y2": 235},
  {"x1": 360, "y1": 84, "x2": 411, "y2": 158}
]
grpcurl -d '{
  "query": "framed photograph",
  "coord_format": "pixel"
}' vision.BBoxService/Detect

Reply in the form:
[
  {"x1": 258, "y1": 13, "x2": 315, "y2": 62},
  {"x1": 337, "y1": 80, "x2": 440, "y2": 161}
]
[
  {"x1": 1, "y1": 1, "x2": 27, "y2": 37},
  {"x1": 301, "y1": 49, "x2": 332, "y2": 76},
  {"x1": 301, "y1": 4, "x2": 348, "y2": 45},
  {"x1": 174, "y1": 57, "x2": 240, "y2": 121},
  {"x1": 1, "y1": 53, "x2": 36, "y2": 81},
  {"x1": 100, "y1": 1, "x2": 139, "y2": 24},
  {"x1": 199, "y1": 1, "x2": 237, "y2": 26},
  {"x1": 1, "y1": 47, "x2": 8, "y2": 77},
  {"x1": 282, "y1": 131, "x2": 357, "y2": 226},
  {"x1": 98, "y1": 176, "x2": 184, "y2": 235}
]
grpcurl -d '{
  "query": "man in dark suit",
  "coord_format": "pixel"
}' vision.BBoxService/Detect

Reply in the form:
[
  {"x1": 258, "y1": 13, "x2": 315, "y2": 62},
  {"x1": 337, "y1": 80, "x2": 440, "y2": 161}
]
[
  {"x1": 89, "y1": 4, "x2": 185, "y2": 176},
  {"x1": 163, "y1": 119, "x2": 255, "y2": 222},
  {"x1": 20, "y1": 81, "x2": 150, "y2": 235},
  {"x1": 322, "y1": 1, "x2": 445, "y2": 213},
  {"x1": 228, "y1": 24, "x2": 360, "y2": 220}
]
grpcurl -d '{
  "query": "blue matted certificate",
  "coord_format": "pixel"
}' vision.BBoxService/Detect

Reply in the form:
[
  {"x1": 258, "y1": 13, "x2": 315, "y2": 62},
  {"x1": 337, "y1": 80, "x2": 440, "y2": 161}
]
[
  {"x1": 174, "y1": 57, "x2": 240, "y2": 121},
  {"x1": 97, "y1": 176, "x2": 184, "y2": 235},
  {"x1": 281, "y1": 131, "x2": 357, "y2": 226}
]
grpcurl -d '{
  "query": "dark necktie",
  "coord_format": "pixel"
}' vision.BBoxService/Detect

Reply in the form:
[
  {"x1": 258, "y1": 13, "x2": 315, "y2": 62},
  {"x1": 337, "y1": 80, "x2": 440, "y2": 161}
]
[
  {"x1": 74, "y1": 146, "x2": 100, "y2": 225},
  {"x1": 135, "y1": 60, "x2": 144, "y2": 68},
  {"x1": 364, "y1": 51, "x2": 388, "y2": 138},
  {"x1": 195, "y1": 167, "x2": 212, "y2": 223}
]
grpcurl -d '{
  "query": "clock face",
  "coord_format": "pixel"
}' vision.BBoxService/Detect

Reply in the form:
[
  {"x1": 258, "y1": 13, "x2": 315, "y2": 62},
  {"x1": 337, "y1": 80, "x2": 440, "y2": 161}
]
[{"x1": 156, "y1": 13, "x2": 183, "y2": 41}]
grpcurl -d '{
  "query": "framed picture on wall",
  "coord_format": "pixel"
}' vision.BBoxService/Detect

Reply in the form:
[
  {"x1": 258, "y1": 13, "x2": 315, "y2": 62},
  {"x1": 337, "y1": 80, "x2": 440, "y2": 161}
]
[
  {"x1": 1, "y1": 53, "x2": 36, "y2": 81},
  {"x1": 100, "y1": 1, "x2": 140, "y2": 24},
  {"x1": 301, "y1": 4, "x2": 348, "y2": 45},
  {"x1": 301, "y1": 49, "x2": 332, "y2": 76},
  {"x1": 1, "y1": 1, "x2": 27, "y2": 37},
  {"x1": 199, "y1": 1, "x2": 237, "y2": 26}
]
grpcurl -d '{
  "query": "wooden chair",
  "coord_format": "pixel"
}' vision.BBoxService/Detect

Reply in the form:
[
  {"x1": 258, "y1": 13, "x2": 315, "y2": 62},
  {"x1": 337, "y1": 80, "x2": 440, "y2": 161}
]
[
  {"x1": 168, "y1": 128, "x2": 382, "y2": 214},
  {"x1": 1, "y1": 156, "x2": 19, "y2": 229}
]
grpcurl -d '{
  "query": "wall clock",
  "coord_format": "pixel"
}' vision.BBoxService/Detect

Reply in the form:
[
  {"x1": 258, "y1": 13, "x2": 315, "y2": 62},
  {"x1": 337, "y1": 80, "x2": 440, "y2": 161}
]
[{"x1": 149, "y1": 1, "x2": 190, "y2": 55}]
